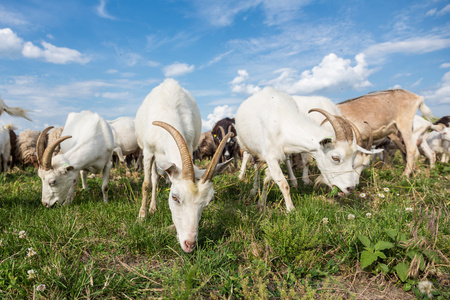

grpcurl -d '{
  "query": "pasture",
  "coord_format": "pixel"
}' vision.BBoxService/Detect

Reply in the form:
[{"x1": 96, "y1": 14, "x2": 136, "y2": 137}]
[{"x1": 0, "y1": 157, "x2": 449, "y2": 299}]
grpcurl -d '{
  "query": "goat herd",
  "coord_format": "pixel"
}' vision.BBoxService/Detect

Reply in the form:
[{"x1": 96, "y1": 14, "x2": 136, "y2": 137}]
[{"x1": 1, "y1": 79, "x2": 449, "y2": 253}]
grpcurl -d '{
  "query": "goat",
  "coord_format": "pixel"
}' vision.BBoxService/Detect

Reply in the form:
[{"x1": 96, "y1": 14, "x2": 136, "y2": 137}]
[
  {"x1": 235, "y1": 87, "x2": 374, "y2": 211},
  {"x1": 193, "y1": 130, "x2": 217, "y2": 162},
  {"x1": 0, "y1": 98, "x2": 32, "y2": 121},
  {"x1": 47, "y1": 126, "x2": 64, "y2": 156},
  {"x1": 337, "y1": 89, "x2": 435, "y2": 176},
  {"x1": 211, "y1": 118, "x2": 240, "y2": 168},
  {"x1": 0, "y1": 124, "x2": 17, "y2": 173},
  {"x1": 15, "y1": 129, "x2": 41, "y2": 169},
  {"x1": 37, "y1": 111, "x2": 114, "y2": 207},
  {"x1": 418, "y1": 124, "x2": 450, "y2": 167},
  {"x1": 135, "y1": 78, "x2": 232, "y2": 253},
  {"x1": 8, "y1": 126, "x2": 18, "y2": 169},
  {"x1": 107, "y1": 117, "x2": 140, "y2": 175}
]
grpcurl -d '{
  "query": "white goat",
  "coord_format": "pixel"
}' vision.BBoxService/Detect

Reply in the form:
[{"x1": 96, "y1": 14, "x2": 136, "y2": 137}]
[
  {"x1": 0, "y1": 124, "x2": 17, "y2": 173},
  {"x1": 135, "y1": 78, "x2": 232, "y2": 253},
  {"x1": 37, "y1": 111, "x2": 114, "y2": 207},
  {"x1": 292, "y1": 95, "x2": 381, "y2": 186},
  {"x1": 107, "y1": 117, "x2": 140, "y2": 175},
  {"x1": 235, "y1": 87, "x2": 373, "y2": 211},
  {"x1": 418, "y1": 124, "x2": 450, "y2": 167},
  {"x1": 0, "y1": 98, "x2": 32, "y2": 121}
]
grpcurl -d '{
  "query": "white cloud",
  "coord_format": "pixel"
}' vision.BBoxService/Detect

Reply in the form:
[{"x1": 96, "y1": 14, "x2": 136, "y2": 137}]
[
  {"x1": 101, "y1": 92, "x2": 130, "y2": 100},
  {"x1": 202, "y1": 105, "x2": 236, "y2": 131},
  {"x1": 0, "y1": 6, "x2": 28, "y2": 26},
  {"x1": 22, "y1": 41, "x2": 90, "y2": 64},
  {"x1": 266, "y1": 53, "x2": 373, "y2": 94},
  {"x1": 426, "y1": 8, "x2": 437, "y2": 16},
  {"x1": 163, "y1": 62, "x2": 195, "y2": 77},
  {"x1": 437, "y1": 4, "x2": 450, "y2": 16},
  {"x1": 230, "y1": 70, "x2": 261, "y2": 95},
  {"x1": 390, "y1": 84, "x2": 402, "y2": 90},
  {"x1": 423, "y1": 71, "x2": 450, "y2": 104},
  {"x1": 96, "y1": 0, "x2": 116, "y2": 20},
  {"x1": 0, "y1": 28, "x2": 23, "y2": 58},
  {"x1": 363, "y1": 37, "x2": 450, "y2": 63},
  {"x1": 440, "y1": 63, "x2": 450, "y2": 68}
]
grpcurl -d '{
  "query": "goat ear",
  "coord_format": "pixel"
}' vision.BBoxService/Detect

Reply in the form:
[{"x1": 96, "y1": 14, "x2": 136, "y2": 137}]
[
  {"x1": 319, "y1": 138, "x2": 333, "y2": 148},
  {"x1": 156, "y1": 161, "x2": 179, "y2": 178},
  {"x1": 356, "y1": 145, "x2": 383, "y2": 155}
]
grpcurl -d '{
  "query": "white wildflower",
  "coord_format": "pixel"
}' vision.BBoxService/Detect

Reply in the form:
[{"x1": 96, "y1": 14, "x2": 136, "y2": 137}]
[
  {"x1": 383, "y1": 187, "x2": 390, "y2": 192},
  {"x1": 36, "y1": 284, "x2": 46, "y2": 292},
  {"x1": 27, "y1": 247, "x2": 37, "y2": 257},
  {"x1": 322, "y1": 218, "x2": 329, "y2": 224},
  {"x1": 359, "y1": 193, "x2": 366, "y2": 198},
  {"x1": 347, "y1": 214, "x2": 355, "y2": 220},
  {"x1": 418, "y1": 280, "x2": 433, "y2": 297},
  {"x1": 405, "y1": 207, "x2": 413, "y2": 213},
  {"x1": 19, "y1": 231, "x2": 27, "y2": 239},
  {"x1": 27, "y1": 269, "x2": 36, "y2": 279},
  {"x1": 378, "y1": 193, "x2": 385, "y2": 198},
  {"x1": 366, "y1": 213, "x2": 372, "y2": 218}
]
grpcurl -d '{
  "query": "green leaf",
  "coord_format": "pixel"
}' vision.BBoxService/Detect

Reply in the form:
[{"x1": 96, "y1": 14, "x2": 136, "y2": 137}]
[
  {"x1": 385, "y1": 229, "x2": 398, "y2": 240},
  {"x1": 375, "y1": 251, "x2": 386, "y2": 259},
  {"x1": 398, "y1": 233, "x2": 407, "y2": 242},
  {"x1": 423, "y1": 249, "x2": 440, "y2": 263},
  {"x1": 358, "y1": 234, "x2": 372, "y2": 249},
  {"x1": 419, "y1": 255, "x2": 426, "y2": 271},
  {"x1": 360, "y1": 251, "x2": 378, "y2": 269},
  {"x1": 406, "y1": 250, "x2": 417, "y2": 260},
  {"x1": 403, "y1": 283, "x2": 412, "y2": 291},
  {"x1": 374, "y1": 240, "x2": 394, "y2": 251},
  {"x1": 378, "y1": 263, "x2": 389, "y2": 274},
  {"x1": 330, "y1": 186, "x2": 339, "y2": 196},
  {"x1": 395, "y1": 262, "x2": 409, "y2": 282}
]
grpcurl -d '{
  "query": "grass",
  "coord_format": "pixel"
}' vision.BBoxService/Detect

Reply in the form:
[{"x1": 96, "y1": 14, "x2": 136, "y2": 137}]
[{"x1": 0, "y1": 156, "x2": 449, "y2": 299}]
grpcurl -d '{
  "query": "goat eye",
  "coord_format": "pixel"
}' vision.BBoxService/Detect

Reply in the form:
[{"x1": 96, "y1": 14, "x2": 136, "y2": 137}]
[
  {"x1": 332, "y1": 156, "x2": 340, "y2": 162},
  {"x1": 172, "y1": 195, "x2": 180, "y2": 203},
  {"x1": 49, "y1": 179, "x2": 56, "y2": 186}
]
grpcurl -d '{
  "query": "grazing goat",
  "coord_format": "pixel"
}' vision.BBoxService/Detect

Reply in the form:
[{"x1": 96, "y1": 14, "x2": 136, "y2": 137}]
[
  {"x1": 0, "y1": 124, "x2": 17, "y2": 173},
  {"x1": 0, "y1": 98, "x2": 32, "y2": 121},
  {"x1": 107, "y1": 117, "x2": 140, "y2": 175},
  {"x1": 291, "y1": 95, "x2": 381, "y2": 187},
  {"x1": 15, "y1": 129, "x2": 41, "y2": 168},
  {"x1": 211, "y1": 118, "x2": 240, "y2": 168},
  {"x1": 418, "y1": 124, "x2": 450, "y2": 167},
  {"x1": 135, "y1": 78, "x2": 232, "y2": 253},
  {"x1": 235, "y1": 87, "x2": 373, "y2": 211},
  {"x1": 337, "y1": 89, "x2": 434, "y2": 176},
  {"x1": 193, "y1": 131, "x2": 217, "y2": 162},
  {"x1": 37, "y1": 111, "x2": 114, "y2": 207}
]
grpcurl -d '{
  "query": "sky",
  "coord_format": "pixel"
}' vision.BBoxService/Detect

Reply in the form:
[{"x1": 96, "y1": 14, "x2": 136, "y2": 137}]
[{"x1": 1, "y1": 0, "x2": 450, "y2": 133}]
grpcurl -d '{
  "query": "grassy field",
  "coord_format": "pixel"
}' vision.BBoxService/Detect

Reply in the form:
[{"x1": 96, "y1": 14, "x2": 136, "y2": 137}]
[{"x1": 0, "y1": 156, "x2": 449, "y2": 299}]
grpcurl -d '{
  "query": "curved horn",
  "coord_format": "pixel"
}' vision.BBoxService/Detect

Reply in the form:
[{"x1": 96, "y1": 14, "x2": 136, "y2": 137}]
[
  {"x1": 41, "y1": 135, "x2": 72, "y2": 170},
  {"x1": 37, "y1": 126, "x2": 54, "y2": 167},
  {"x1": 153, "y1": 121, "x2": 195, "y2": 182},
  {"x1": 309, "y1": 108, "x2": 346, "y2": 142},
  {"x1": 219, "y1": 126, "x2": 226, "y2": 140},
  {"x1": 227, "y1": 125, "x2": 235, "y2": 138},
  {"x1": 346, "y1": 119, "x2": 363, "y2": 146},
  {"x1": 364, "y1": 121, "x2": 373, "y2": 150},
  {"x1": 335, "y1": 116, "x2": 354, "y2": 143},
  {"x1": 202, "y1": 131, "x2": 232, "y2": 183}
]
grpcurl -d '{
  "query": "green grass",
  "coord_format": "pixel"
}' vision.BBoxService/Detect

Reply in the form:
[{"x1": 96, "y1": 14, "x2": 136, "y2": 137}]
[{"x1": 0, "y1": 157, "x2": 449, "y2": 299}]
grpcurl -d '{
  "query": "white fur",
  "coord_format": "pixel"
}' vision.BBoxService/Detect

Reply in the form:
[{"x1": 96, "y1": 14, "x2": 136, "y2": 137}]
[
  {"x1": 38, "y1": 111, "x2": 114, "y2": 207},
  {"x1": 108, "y1": 117, "x2": 139, "y2": 175},
  {"x1": 135, "y1": 78, "x2": 231, "y2": 253},
  {"x1": 236, "y1": 87, "x2": 365, "y2": 211}
]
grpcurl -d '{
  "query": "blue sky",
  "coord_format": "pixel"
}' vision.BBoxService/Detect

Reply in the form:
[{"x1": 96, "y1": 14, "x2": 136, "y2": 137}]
[{"x1": 1, "y1": 0, "x2": 450, "y2": 132}]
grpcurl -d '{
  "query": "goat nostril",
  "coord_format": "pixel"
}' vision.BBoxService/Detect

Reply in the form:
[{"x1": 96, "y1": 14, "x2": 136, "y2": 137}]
[
  {"x1": 347, "y1": 187, "x2": 354, "y2": 193},
  {"x1": 185, "y1": 240, "x2": 196, "y2": 251}
]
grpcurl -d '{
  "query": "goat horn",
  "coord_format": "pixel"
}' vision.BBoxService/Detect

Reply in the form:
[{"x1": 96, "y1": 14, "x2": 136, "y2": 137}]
[
  {"x1": 37, "y1": 126, "x2": 54, "y2": 168},
  {"x1": 227, "y1": 125, "x2": 235, "y2": 138},
  {"x1": 309, "y1": 109, "x2": 346, "y2": 142},
  {"x1": 335, "y1": 116, "x2": 355, "y2": 143},
  {"x1": 202, "y1": 131, "x2": 232, "y2": 183},
  {"x1": 341, "y1": 118, "x2": 362, "y2": 146},
  {"x1": 42, "y1": 135, "x2": 72, "y2": 170},
  {"x1": 153, "y1": 121, "x2": 195, "y2": 182},
  {"x1": 219, "y1": 126, "x2": 226, "y2": 140},
  {"x1": 364, "y1": 121, "x2": 373, "y2": 150}
]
